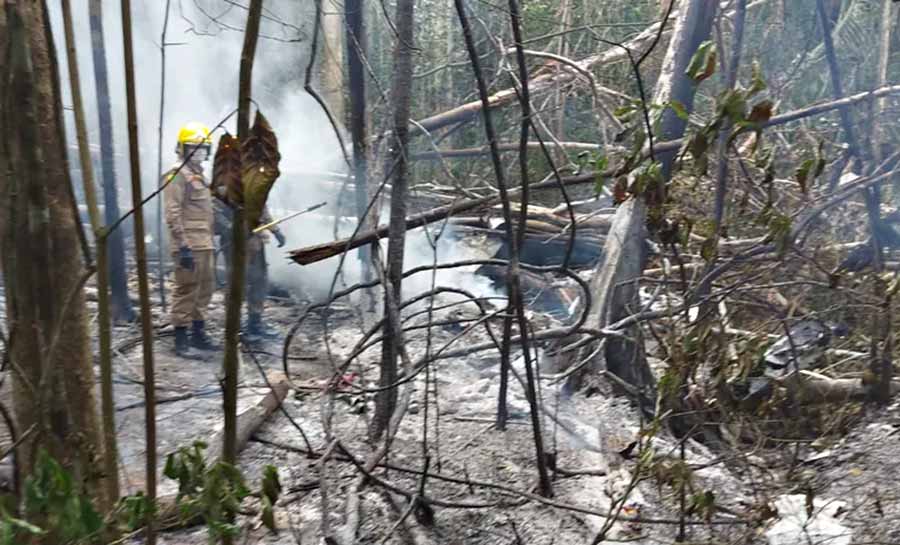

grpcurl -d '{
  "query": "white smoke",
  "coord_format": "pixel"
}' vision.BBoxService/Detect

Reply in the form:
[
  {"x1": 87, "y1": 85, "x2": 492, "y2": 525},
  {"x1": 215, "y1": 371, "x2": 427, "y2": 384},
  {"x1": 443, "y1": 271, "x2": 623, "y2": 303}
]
[{"x1": 48, "y1": 1, "x2": 497, "y2": 307}]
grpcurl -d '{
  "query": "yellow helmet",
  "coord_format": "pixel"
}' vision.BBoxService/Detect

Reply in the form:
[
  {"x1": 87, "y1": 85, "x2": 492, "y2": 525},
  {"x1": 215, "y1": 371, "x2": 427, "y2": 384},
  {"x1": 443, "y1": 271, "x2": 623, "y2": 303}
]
[
  {"x1": 177, "y1": 122, "x2": 211, "y2": 145},
  {"x1": 176, "y1": 122, "x2": 212, "y2": 159}
]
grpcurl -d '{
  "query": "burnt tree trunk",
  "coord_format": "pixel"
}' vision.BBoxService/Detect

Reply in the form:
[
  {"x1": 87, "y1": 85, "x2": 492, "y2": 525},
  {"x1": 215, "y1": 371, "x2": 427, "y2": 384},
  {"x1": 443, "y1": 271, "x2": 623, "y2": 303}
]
[
  {"x1": 565, "y1": 0, "x2": 716, "y2": 394},
  {"x1": 1, "y1": 0, "x2": 106, "y2": 512},
  {"x1": 345, "y1": 0, "x2": 372, "y2": 284},
  {"x1": 372, "y1": 0, "x2": 416, "y2": 440},
  {"x1": 89, "y1": 0, "x2": 135, "y2": 324}
]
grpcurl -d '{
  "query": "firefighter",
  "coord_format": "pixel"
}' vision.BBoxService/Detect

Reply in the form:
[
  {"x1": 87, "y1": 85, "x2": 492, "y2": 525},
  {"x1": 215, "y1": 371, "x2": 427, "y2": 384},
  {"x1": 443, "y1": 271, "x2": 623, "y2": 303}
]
[
  {"x1": 214, "y1": 198, "x2": 286, "y2": 340},
  {"x1": 246, "y1": 212, "x2": 286, "y2": 338},
  {"x1": 163, "y1": 122, "x2": 219, "y2": 356}
]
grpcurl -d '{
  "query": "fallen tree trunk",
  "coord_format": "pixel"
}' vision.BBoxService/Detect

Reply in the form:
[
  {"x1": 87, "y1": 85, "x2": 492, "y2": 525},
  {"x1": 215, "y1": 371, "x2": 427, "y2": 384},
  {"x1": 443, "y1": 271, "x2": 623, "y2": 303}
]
[
  {"x1": 288, "y1": 171, "x2": 595, "y2": 264},
  {"x1": 288, "y1": 84, "x2": 900, "y2": 266},
  {"x1": 410, "y1": 0, "x2": 770, "y2": 136},
  {"x1": 411, "y1": 8, "x2": 671, "y2": 134},
  {"x1": 563, "y1": 0, "x2": 717, "y2": 394},
  {"x1": 797, "y1": 376, "x2": 900, "y2": 404},
  {"x1": 126, "y1": 371, "x2": 291, "y2": 528},
  {"x1": 564, "y1": 198, "x2": 652, "y2": 389},
  {"x1": 410, "y1": 141, "x2": 602, "y2": 161}
]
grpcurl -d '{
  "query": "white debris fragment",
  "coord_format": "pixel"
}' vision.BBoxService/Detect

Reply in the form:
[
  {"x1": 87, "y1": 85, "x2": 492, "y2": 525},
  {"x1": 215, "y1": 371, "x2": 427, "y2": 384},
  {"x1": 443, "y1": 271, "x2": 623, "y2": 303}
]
[
  {"x1": 765, "y1": 494, "x2": 852, "y2": 545},
  {"x1": 838, "y1": 171, "x2": 861, "y2": 187}
]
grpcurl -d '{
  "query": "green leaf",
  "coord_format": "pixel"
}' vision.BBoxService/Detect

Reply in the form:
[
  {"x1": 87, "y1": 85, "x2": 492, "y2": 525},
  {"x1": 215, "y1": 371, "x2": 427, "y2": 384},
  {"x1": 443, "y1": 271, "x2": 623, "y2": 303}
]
[
  {"x1": 4, "y1": 517, "x2": 44, "y2": 536},
  {"x1": 686, "y1": 40, "x2": 717, "y2": 82},
  {"x1": 262, "y1": 465, "x2": 282, "y2": 504},
  {"x1": 613, "y1": 104, "x2": 636, "y2": 120},
  {"x1": 795, "y1": 157, "x2": 814, "y2": 194},
  {"x1": 813, "y1": 140, "x2": 826, "y2": 179},
  {"x1": 767, "y1": 213, "x2": 792, "y2": 255},
  {"x1": 748, "y1": 61, "x2": 768, "y2": 97},
  {"x1": 164, "y1": 453, "x2": 178, "y2": 480},
  {"x1": 78, "y1": 497, "x2": 104, "y2": 536},
  {"x1": 719, "y1": 90, "x2": 748, "y2": 123},
  {"x1": 260, "y1": 497, "x2": 276, "y2": 532},
  {"x1": 668, "y1": 100, "x2": 689, "y2": 121},
  {"x1": 679, "y1": 218, "x2": 694, "y2": 249}
]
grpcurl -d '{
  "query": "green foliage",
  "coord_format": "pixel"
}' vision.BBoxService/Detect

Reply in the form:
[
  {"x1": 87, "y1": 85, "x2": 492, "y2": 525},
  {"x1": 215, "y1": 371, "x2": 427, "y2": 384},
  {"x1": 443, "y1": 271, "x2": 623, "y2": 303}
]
[
  {"x1": 688, "y1": 490, "x2": 717, "y2": 522},
  {"x1": 0, "y1": 449, "x2": 105, "y2": 544},
  {"x1": 259, "y1": 466, "x2": 281, "y2": 533},
  {"x1": 0, "y1": 512, "x2": 45, "y2": 545},
  {"x1": 632, "y1": 160, "x2": 663, "y2": 196},
  {"x1": 593, "y1": 154, "x2": 610, "y2": 193},
  {"x1": 666, "y1": 99, "x2": 690, "y2": 121},
  {"x1": 748, "y1": 60, "x2": 767, "y2": 97},
  {"x1": 576, "y1": 151, "x2": 610, "y2": 194},
  {"x1": 679, "y1": 64, "x2": 774, "y2": 178},
  {"x1": 656, "y1": 369, "x2": 681, "y2": 402},
  {"x1": 114, "y1": 491, "x2": 155, "y2": 532},
  {"x1": 686, "y1": 40, "x2": 717, "y2": 82},
  {"x1": 164, "y1": 442, "x2": 282, "y2": 541},
  {"x1": 756, "y1": 206, "x2": 792, "y2": 256},
  {"x1": 24, "y1": 450, "x2": 103, "y2": 543},
  {"x1": 793, "y1": 141, "x2": 826, "y2": 195}
]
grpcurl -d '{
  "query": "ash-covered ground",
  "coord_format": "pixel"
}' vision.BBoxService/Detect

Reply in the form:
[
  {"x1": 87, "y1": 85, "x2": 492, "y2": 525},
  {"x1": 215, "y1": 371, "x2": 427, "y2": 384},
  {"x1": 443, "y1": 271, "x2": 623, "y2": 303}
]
[{"x1": 2, "y1": 254, "x2": 898, "y2": 545}]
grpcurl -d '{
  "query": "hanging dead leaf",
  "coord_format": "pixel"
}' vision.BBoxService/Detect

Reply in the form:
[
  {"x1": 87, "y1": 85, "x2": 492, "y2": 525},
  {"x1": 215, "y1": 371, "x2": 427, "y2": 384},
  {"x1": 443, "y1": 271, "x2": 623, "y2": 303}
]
[
  {"x1": 212, "y1": 133, "x2": 242, "y2": 204},
  {"x1": 746, "y1": 100, "x2": 774, "y2": 125},
  {"x1": 613, "y1": 177, "x2": 629, "y2": 204},
  {"x1": 241, "y1": 111, "x2": 282, "y2": 228}
]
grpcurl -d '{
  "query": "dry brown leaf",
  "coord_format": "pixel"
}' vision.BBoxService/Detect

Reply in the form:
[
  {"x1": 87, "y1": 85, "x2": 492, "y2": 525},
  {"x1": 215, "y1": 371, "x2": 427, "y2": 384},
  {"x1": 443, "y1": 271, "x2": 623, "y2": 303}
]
[
  {"x1": 241, "y1": 111, "x2": 281, "y2": 228},
  {"x1": 212, "y1": 133, "x2": 242, "y2": 204}
]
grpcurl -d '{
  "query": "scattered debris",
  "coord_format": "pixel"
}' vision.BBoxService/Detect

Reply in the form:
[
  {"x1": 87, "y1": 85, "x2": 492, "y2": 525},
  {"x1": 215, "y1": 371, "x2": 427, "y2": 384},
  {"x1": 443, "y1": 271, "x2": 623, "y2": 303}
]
[{"x1": 765, "y1": 494, "x2": 852, "y2": 545}]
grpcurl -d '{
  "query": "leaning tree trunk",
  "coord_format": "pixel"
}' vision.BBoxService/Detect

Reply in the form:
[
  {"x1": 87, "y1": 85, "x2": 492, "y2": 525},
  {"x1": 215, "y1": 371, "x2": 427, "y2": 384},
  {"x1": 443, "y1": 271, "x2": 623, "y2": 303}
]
[
  {"x1": 89, "y1": 0, "x2": 135, "y2": 324},
  {"x1": 564, "y1": 0, "x2": 717, "y2": 394},
  {"x1": 1, "y1": 0, "x2": 106, "y2": 514}
]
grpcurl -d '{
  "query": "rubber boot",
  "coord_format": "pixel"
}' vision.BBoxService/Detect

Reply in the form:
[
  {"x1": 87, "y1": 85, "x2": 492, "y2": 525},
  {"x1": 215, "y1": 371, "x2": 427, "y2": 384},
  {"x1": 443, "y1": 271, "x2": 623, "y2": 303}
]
[
  {"x1": 246, "y1": 312, "x2": 279, "y2": 339},
  {"x1": 191, "y1": 320, "x2": 220, "y2": 351},
  {"x1": 174, "y1": 326, "x2": 194, "y2": 357}
]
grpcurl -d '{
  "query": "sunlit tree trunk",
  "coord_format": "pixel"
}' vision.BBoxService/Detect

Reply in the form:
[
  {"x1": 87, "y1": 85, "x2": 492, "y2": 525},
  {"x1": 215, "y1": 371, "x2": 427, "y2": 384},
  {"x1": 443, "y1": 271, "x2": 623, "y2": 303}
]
[
  {"x1": 0, "y1": 0, "x2": 106, "y2": 513},
  {"x1": 322, "y1": 3, "x2": 345, "y2": 121}
]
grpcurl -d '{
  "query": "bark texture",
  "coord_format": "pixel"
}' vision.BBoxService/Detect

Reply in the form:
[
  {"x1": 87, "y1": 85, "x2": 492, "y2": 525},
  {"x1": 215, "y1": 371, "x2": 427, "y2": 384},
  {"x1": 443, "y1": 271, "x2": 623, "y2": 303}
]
[
  {"x1": 0, "y1": 0, "x2": 105, "y2": 509},
  {"x1": 564, "y1": 0, "x2": 716, "y2": 394},
  {"x1": 373, "y1": 0, "x2": 416, "y2": 440}
]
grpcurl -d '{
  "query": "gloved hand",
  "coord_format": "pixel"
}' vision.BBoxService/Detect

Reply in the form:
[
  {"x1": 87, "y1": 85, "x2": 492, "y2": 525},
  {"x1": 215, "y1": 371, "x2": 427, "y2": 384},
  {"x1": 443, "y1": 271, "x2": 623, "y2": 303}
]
[
  {"x1": 273, "y1": 229, "x2": 286, "y2": 248},
  {"x1": 179, "y1": 246, "x2": 195, "y2": 271}
]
